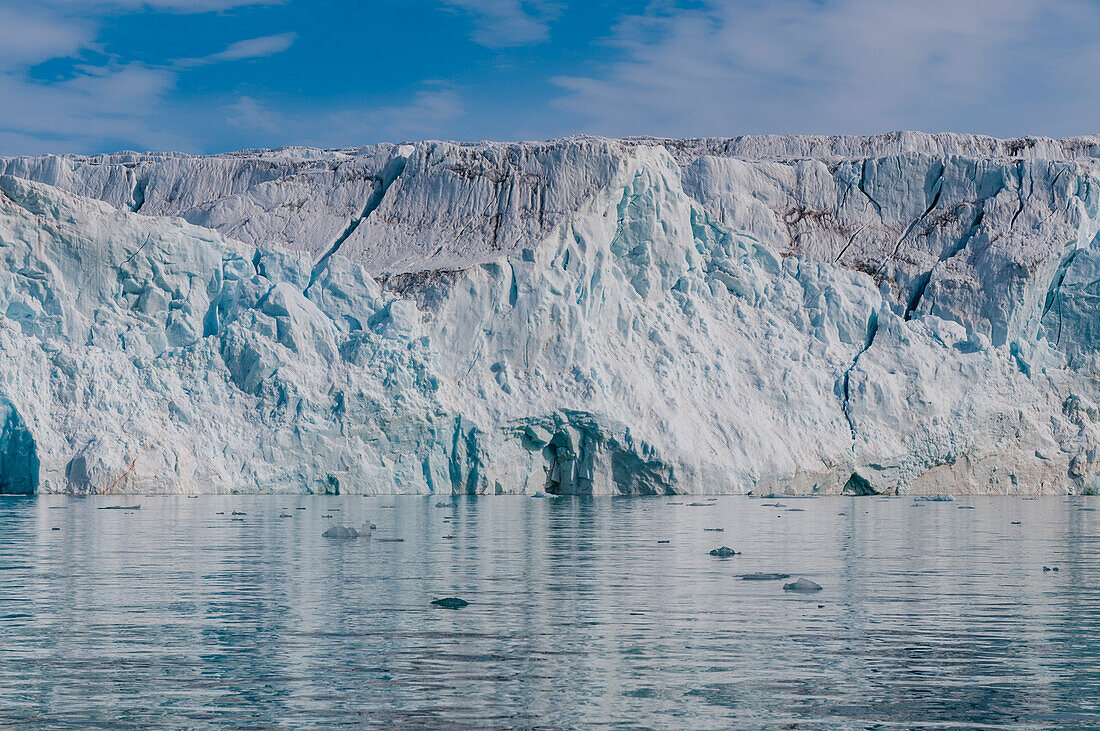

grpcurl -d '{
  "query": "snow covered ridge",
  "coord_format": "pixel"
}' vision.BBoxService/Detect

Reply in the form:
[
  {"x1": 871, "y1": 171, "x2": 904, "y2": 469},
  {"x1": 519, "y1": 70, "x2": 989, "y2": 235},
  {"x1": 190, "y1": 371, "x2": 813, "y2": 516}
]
[{"x1": 0, "y1": 132, "x2": 1097, "y2": 495}]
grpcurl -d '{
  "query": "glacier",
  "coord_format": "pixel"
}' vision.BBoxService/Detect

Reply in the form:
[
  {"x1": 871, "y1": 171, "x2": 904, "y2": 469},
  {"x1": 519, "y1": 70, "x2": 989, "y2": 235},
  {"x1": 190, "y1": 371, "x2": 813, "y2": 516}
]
[{"x1": 0, "y1": 131, "x2": 1097, "y2": 495}]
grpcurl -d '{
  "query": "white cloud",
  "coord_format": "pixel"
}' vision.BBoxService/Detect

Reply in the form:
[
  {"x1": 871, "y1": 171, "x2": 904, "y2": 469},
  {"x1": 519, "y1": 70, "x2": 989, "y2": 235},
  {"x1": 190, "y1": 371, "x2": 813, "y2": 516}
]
[
  {"x1": 0, "y1": 2, "x2": 295, "y2": 153},
  {"x1": 206, "y1": 31, "x2": 295, "y2": 61},
  {"x1": 552, "y1": 0, "x2": 1100, "y2": 138},
  {"x1": 5, "y1": 0, "x2": 1096, "y2": 155},
  {"x1": 0, "y1": 66, "x2": 187, "y2": 153},
  {"x1": 225, "y1": 85, "x2": 465, "y2": 146},
  {"x1": 223, "y1": 95, "x2": 283, "y2": 135},
  {"x1": 177, "y1": 32, "x2": 297, "y2": 67},
  {"x1": 442, "y1": 0, "x2": 559, "y2": 47},
  {"x1": 0, "y1": 7, "x2": 93, "y2": 68}
]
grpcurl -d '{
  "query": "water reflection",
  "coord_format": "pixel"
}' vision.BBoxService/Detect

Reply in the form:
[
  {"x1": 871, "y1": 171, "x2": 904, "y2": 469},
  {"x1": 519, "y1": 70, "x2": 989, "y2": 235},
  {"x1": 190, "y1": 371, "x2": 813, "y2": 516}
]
[{"x1": 0, "y1": 494, "x2": 1098, "y2": 728}]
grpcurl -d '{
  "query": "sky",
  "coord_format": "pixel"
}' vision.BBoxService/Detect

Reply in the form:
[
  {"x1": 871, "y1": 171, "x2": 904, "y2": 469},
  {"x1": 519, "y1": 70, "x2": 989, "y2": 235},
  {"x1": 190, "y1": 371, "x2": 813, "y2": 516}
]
[{"x1": 1, "y1": 0, "x2": 1100, "y2": 155}]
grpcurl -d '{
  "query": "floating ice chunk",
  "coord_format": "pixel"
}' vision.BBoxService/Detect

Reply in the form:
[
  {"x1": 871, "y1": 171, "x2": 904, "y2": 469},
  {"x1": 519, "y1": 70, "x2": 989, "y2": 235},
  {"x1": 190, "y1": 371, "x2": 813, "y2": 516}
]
[{"x1": 322, "y1": 526, "x2": 359, "y2": 539}]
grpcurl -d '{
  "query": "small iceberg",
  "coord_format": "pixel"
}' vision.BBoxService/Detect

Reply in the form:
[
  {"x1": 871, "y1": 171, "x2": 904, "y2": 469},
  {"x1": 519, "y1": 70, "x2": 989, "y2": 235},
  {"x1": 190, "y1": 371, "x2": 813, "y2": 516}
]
[
  {"x1": 914, "y1": 495, "x2": 954, "y2": 502},
  {"x1": 98, "y1": 505, "x2": 140, "y2": 510},
  {"x1": 709, "y1": 546, "x2": 740, "y2": 557},
  {"x1": 322, "y1": 526, "x2": 359, "y2": 539},
  {"x1": 741, "y1": 573, "x2": 790, "y2": 581},
  {"x1": 783, "y1": 578, "x2": 823, "y2": 592}
]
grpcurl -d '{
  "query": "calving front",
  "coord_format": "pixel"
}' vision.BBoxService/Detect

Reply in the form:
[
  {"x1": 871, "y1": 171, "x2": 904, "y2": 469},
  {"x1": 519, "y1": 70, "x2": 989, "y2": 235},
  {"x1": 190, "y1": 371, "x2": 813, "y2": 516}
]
[{"x1": 0, "y1": 133, "x2": 1097, "y2": 494}]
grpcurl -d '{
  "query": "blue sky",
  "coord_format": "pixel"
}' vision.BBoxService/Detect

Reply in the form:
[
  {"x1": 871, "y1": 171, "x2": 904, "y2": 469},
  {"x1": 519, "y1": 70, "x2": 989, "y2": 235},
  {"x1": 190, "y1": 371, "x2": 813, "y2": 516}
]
[{"x1": 2, "y1": 0, "x2": 1100, "y2": 155}]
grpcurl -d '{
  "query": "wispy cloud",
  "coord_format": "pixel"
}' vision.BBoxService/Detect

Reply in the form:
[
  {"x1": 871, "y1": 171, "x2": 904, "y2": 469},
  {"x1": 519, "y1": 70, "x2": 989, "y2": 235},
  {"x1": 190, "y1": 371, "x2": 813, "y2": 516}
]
[
  {"x1": 442, "y1": 0, "x2": 560, "y2": 47},
  {"x1": 51, "y1": 0, "x2": 281, "y2": 11},
  {"x1": 0, "y1": 6, "x2": 93, "y2": 68},
  {"x1": 0, "y1": 62, "x2": 181, "y2": 154},
  {"x1": 2, "y1": 0, "x2": 1097, "y2": 155},
  {"x1": 553, "y1": 0, "x2": 1100, "y2": 138},
  {"x1": 225, "y1": 84, "x2": 465, "y2": 146},
  {"x1": 0, "y1": 1, "x2": 293, "y2": 153},
  {"x1": 177, "y1": 32, "x2": 297, "y2": 67}
]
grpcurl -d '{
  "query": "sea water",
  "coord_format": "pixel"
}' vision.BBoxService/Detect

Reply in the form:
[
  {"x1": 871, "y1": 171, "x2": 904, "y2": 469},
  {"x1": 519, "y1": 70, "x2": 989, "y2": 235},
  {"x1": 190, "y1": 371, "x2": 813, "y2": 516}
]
[{"x1": 1, "y1": 495, "x2": 1098, "y2": 729}]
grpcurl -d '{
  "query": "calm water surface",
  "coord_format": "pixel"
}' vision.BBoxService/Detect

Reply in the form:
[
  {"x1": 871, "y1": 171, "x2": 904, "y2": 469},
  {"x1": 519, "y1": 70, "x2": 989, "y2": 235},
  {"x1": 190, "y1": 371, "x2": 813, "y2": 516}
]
[{"x1": 1, "y1": 494, "x2": 1099, "y2": 729}]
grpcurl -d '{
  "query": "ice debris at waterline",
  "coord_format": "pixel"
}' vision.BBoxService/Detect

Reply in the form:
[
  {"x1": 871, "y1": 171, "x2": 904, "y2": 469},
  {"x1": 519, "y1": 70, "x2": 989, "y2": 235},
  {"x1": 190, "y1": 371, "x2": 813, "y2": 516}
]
[
  {"x1": 783, "y1": 578, "x2": 823, "y2": 592},
  {"x1": 741, "y1": 573, "x2": 791, "y2": 581},
  {"x1": 322, "y1": 526, "x2": 360, "y2": 539},
  {"x1": 1, "y1": 132, "x2": 1100, "y2": 495}
]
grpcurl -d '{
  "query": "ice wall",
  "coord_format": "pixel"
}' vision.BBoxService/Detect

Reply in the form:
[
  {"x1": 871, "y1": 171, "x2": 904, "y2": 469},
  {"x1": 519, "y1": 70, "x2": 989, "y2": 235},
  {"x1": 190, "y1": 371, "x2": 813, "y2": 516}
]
[{"x1": 0, "y1": 133, "x2": 1097, "y2": 495}]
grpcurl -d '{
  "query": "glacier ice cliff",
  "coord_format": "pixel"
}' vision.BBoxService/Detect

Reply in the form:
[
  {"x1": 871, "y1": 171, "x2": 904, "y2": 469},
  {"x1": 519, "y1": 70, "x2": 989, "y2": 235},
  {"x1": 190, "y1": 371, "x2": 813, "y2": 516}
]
[{"x1": 0, "y1": 131, "x2": 1098, "y2": 495}]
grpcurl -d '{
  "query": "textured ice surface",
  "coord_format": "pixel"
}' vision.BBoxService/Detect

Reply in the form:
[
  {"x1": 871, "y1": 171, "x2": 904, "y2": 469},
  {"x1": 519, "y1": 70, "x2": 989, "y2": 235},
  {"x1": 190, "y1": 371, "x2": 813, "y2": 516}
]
[{"x1": 0, "y1": 132, "x2": 1098, "y2": 495}]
